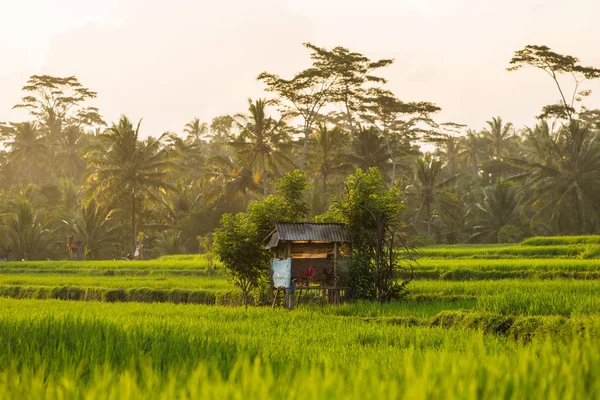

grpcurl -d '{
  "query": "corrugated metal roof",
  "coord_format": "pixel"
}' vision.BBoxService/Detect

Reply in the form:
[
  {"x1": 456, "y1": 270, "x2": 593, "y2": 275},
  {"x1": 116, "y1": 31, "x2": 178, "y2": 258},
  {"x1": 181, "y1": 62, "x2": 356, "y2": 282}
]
[{"x1": 275, "y1": 222, "x2": 351, "y2": 243}]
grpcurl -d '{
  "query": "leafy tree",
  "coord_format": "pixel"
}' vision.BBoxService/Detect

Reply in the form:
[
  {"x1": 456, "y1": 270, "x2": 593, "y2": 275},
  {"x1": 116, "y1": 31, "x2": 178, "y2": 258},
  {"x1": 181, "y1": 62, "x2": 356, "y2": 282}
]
[
  {"x1": 312, "y1": 44, "x2": 394, "y2": 138},
  {"x1": 13, "y1": 75, "x2": 105, "y2": 137},
  {"x1": 150, "y1": 229, "x2": 187, "y2": 257},
  {"x1": 210, "y1": 115, "x2": 235, "y2": 142},
  {"x1": 434, "y1": 134, "x2": 460, "y2": 177},
  {"x1": 320, "y1": 167, "x2": 411, "y2": 301},
  {"x1": 166, "y1": 132, "x2": 205, "y2": 179},
  {"x1": 361, "y1": 88, "x2": 440, "y2": 185},
  {"x1": 508, "y1": 45, "x2": 600, "y2": 120},
  {"x1": 247, "y1": 170, "x2": 310, "y2": 236},
  {"x1": 258, "y1": 45, "x2": 338, "y2": 170},
  {"x1": 213, "y1": 212, "x2": 270, "y2": 307}
]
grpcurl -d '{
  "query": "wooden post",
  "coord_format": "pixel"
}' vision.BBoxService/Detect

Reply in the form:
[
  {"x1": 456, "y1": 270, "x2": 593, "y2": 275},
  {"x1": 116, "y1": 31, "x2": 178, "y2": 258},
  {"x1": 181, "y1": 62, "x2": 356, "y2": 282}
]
[
  {"x1": 285, "y1": 288, "x2": 295, "y2": 310},
  {"x1": 333, "y1": 242, "x2": 338, "y2": 281}
]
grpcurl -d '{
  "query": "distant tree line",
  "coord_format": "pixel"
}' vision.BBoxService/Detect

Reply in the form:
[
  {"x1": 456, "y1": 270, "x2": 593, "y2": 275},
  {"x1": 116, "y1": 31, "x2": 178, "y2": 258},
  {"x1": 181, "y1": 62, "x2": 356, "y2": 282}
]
[{"x1": 1, "y1": 43, "x2": 600, "y2": 260}]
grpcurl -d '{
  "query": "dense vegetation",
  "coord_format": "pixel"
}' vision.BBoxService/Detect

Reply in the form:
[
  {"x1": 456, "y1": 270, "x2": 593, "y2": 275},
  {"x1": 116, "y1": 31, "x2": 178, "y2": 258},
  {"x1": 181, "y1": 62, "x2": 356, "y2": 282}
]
[{"x1": 2, "y1": 44, "x2": 600, "y2": 261}]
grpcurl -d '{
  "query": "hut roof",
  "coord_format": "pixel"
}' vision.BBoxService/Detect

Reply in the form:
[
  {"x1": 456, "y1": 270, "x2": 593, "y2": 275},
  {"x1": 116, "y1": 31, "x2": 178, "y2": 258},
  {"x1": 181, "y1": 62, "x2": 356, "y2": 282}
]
[{"x1": 265, "y1": 222, "x2": 351, "y2": 249}]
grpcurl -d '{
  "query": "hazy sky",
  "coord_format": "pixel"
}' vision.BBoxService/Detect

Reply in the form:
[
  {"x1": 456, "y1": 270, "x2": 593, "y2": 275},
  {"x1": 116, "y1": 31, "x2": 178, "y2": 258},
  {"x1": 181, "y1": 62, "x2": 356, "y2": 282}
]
[{"x1": 1, "y1": 0, "x2": 599, "y2": 137}]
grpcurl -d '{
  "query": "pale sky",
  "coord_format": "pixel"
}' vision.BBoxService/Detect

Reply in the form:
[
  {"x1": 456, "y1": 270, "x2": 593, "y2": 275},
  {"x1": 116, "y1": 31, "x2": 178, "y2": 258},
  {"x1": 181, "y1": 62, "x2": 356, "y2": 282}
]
[{"x1": 1, "y1": 0, "x2": 599, "y2": 137}]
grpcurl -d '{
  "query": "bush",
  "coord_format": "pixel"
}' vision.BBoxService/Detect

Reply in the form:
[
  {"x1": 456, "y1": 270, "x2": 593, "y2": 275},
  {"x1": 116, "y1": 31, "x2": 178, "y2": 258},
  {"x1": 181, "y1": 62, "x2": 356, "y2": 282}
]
[{"x1": 497, "y1": 225, "x2": 523, "y2": 243}]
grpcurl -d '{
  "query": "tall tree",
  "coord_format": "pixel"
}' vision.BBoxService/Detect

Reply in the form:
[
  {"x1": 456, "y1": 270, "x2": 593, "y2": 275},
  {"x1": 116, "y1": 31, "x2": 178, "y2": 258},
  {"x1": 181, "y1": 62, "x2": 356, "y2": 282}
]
[
  {"x1": 1, "y1": 122, "x2": 48, "y2": 183},
  {"x1": 311, "y1": 44, "x2": 394, "y2": 138},
  {"x1": 86, "y1": 116, "x2": 176, "y2": 254},
  {"x1": 183, "y1": 118, "x2": 209, "y2": 144},
  {"x1": 470, "y1": 181, "x2": 521, "y2": 243},
  {"x1": 54, "y1": 125, "x2": 89, "y2": 182},
  {"x1": 210, "y1": 115, "x2": 235, "y2": 143},
  {"x1": 458, "y1": 129, "x2": 484, "y2": 177},
  {"x1": 308, "y1": 122, "x2": 347, "y2": 197},
  {"x1": 508, "y1": 45, "x2": 600, "y2": 120},
  {"x1": 346, "y1": 126, "x2": 393, "y2": 175},
  {"x1": 406, "y1": 155, "x2": 462, "y2": 237},
  {"x1": 13, "y1": 75, "x2": 105, "y2": 138},
  {"x1": 231, "y1": 99, "x2": 296, "y2": 198},
  {"x1": 361, "y1": 88, "x2": 440, "y2": 186},
  {"x1": 258, "y1": 44, "x2": 338, "y2": 170},
  {"x1": 512, "y1": 121, "x2": 600, "y2": 234},
  {"x1": 481, "y1": 117, "x2": 515, "y2": 160}
]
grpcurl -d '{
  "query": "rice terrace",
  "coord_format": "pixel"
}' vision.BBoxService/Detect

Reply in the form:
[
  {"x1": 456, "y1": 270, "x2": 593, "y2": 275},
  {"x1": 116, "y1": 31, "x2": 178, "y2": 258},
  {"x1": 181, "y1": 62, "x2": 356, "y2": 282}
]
[
  {"x1": 3, "y1": 1, "x2": 600, "y2": 398},
  {"x1": 2, "y1": 237, "x2": 600, "y2": 398}
]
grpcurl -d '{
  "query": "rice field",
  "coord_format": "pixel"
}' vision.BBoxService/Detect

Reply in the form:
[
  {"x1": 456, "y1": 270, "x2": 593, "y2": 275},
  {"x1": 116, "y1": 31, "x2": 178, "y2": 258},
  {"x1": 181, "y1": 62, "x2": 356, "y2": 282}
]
[{"x1": 2, "y1": 238, "x2": 600, "y2": 398}]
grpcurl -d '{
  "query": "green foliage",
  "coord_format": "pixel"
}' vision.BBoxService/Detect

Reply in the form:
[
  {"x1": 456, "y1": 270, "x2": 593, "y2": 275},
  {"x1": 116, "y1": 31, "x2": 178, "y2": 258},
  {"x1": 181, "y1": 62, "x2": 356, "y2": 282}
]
[
  {"x1": 522, "y1": 235, "x2": 600, "y2": 246},
  {"x1": 12, "y1": 75, "x2": 105, "y2": 136},
  {"x1": 247, "y1": 169, "x2": 310, "y2": 235},
  {"x1": 497, "y1": 225, "x2": 524, "y2": 243},
  {"x1": 2, "y1": 200, "x2": 51, "y2": 260},
  {"x1": 508, "y1": 45, "x2": 600, "y2": 120},
  {"x1": 213, "y1": 213, "x2": 270, "y2": 307},
  {"x1": 324, "y1": 168, "x2": 409, "y2": 301}
]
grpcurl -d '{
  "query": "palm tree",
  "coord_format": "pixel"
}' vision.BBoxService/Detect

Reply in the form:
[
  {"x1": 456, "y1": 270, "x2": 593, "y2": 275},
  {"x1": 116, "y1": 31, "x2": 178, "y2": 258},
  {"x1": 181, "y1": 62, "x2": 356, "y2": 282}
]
[
  {"x1": 406, "y1": 155, "x2": 462, "y2": 237},
  {"x1": 64, "y1": 200, "x2": 120, "y2": 259},
  {"x1": 308, "y1": 122, "x2": 347, "y2": 196},
  {"x1": 86, "y1": 116, "x2": 176, "y2": 254},
  {"x1": 166, "y1": 132, "x2": 205, "y2": 179},
  {"x1": 470, "y1": 181, "x2": 521, "y2": 243},
  {"x1": 482, "y1": 117, "x2": 516, "y2": 159},
  {"x1": 54, "y1": 125, "x2": 88, "y2": 182},
  {"x1": 434, "y1": 134, "x2": 460, "y2": 177},
  {"x1": 521, "y1": 120, "x2": 559, "y2": 164},
  {"x1": 183, "y1": 118, "x2": 209, "y2": 144},
  {"x1": 151, "y1": 229, "x2": 187, "y2": 257},
  {"x1": 2, "y1": 200, "x2": 50, "y2": 260},
  {"x1": 231, "y1": 99, "x2": 296, "y2": 197},
  {"x1": 205, "y1": 154, "x2": 263, "y2": 209},
  {"x1": 5, "y1": 122, "x2": 47, "y2": 183},
  {"x1": 513, "y1": 120, "x2": 600, "y2": 233},
  {"x1": 458, "y1": 129, "x2": 483, "y2": 177},
  {"x1": 346, "y1": 126, "x2": 392, "y2": 176}
]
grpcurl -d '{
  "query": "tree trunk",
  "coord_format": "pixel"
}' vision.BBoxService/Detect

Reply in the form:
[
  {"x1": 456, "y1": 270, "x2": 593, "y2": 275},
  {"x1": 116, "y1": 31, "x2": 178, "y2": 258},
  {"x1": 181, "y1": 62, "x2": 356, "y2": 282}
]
[
  {"x1": 262, "y1": 154, "x2": 268, "y2": 198},
  {"x1": 427, "y1": 204, "x2": 432, "y2": 238},
  {"x1": 302, "y1": 124, "x2": 310, "y2": 171},
  {"x1": 131, "y1": 190, "x2": 136, "y2": 256},
  {"x1": 344, "y1": 87, "x2": 357, "y2": 139}
]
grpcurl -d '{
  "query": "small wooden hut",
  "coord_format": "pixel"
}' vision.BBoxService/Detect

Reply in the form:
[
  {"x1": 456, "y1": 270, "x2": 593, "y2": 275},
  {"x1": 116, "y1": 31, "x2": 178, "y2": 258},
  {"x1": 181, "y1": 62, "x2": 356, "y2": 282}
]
[{"x1": 265, "y1": 222, "x2": 351, "y2": 308}]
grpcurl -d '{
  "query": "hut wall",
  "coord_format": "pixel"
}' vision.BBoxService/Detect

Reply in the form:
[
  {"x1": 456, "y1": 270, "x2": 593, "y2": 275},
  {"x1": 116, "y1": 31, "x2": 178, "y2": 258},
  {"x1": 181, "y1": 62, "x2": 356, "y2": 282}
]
[{"x1": 290, "y1": 242, "x2": 335, "y2": 257}]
